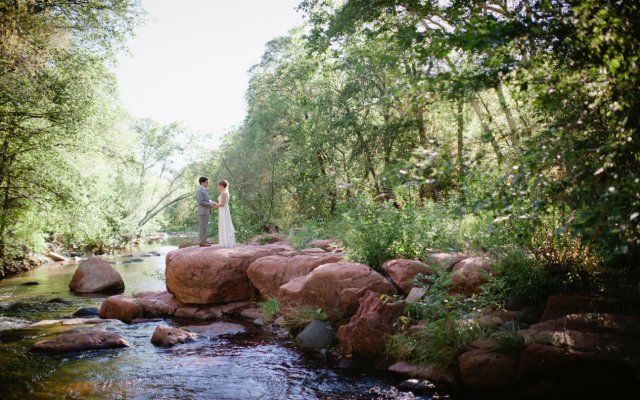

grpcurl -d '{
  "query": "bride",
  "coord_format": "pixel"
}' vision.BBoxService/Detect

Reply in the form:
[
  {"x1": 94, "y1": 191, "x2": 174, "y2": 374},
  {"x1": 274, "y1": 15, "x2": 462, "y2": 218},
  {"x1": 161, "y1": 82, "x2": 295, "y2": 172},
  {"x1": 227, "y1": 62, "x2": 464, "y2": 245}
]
[{"x1": 212, "y1": 180, "x2": 236, "y2": 247}]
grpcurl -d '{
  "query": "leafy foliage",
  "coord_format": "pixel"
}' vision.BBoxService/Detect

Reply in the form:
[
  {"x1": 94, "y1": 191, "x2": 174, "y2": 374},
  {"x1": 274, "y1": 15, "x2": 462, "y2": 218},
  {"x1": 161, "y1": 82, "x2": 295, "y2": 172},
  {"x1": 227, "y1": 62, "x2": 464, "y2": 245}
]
[{"x1": 0, "y1": 1, "x2": 199, "y2": 274}]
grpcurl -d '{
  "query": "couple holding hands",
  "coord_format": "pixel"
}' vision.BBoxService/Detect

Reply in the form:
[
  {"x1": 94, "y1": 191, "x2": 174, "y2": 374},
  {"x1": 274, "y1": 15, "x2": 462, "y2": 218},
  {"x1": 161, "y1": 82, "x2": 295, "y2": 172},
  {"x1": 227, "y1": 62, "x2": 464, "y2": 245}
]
[{"x1": 196, "y1": 177, "x2": 235, "y2": 248}]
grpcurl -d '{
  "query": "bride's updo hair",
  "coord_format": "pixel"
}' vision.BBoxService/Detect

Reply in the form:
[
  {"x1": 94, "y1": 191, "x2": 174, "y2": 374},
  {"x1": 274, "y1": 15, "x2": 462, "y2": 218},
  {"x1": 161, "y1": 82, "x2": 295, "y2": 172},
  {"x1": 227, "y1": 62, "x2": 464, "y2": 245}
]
[{"x1": 218, "y1": 180, "x2": 229, "y2": 189}]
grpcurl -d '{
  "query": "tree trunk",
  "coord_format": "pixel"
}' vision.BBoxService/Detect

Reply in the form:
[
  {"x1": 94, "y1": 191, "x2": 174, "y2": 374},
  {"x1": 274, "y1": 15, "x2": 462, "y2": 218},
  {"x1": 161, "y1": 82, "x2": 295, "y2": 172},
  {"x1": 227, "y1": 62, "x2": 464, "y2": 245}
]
[
  {"x1": 413, "y1": 101, "x2": 429, "y2": 149},
  {"x1": 495, "y1": 81, "x2": 519, "y2": 147},
  {"x1": 457, "y1": 96, "x2": 465, "y2": 177},
  {"x1": 470, "y1": 100, "x2": 504, "y2": 163},
  {"x1": 444, "y1": 56, "x2": 503, "y2": 163}
]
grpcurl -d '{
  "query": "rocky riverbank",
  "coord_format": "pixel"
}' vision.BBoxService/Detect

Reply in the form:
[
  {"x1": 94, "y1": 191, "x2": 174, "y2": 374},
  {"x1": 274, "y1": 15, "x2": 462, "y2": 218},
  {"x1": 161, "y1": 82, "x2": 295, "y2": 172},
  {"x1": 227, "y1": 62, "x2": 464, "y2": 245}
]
[{"x1": 26, "y1": 236, "x2": 640, "y2": 399}]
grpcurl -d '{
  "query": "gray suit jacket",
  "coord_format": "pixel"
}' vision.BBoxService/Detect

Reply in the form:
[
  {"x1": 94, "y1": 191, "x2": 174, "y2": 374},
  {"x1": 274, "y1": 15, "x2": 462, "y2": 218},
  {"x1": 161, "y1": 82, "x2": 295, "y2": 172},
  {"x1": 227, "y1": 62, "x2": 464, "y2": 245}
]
[{"x1": 196, "y1": 186, "x2": 212, "y2": 216}]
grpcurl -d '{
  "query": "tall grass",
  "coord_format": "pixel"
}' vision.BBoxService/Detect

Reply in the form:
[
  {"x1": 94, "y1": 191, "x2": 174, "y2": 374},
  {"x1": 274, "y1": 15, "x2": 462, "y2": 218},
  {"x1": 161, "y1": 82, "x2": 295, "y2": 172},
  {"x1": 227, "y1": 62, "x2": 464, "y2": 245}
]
[{"x1": 258, "y1": 298, "x2": 280, "y2": 323}]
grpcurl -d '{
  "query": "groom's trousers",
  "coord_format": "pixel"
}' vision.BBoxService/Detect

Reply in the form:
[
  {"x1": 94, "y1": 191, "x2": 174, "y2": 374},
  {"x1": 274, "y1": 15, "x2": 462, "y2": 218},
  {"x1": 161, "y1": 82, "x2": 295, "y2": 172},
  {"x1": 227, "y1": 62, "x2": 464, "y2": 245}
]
[{"x1": 198, "y1": 214, "x2": 210, "y2": 243}]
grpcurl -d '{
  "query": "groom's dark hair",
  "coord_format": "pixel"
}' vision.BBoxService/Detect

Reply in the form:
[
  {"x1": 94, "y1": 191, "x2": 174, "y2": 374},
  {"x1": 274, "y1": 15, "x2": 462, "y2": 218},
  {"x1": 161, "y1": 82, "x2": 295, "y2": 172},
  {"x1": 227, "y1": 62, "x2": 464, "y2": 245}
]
[{"x1": 198, "y1": 176, "x2": 208, "y2": 184}]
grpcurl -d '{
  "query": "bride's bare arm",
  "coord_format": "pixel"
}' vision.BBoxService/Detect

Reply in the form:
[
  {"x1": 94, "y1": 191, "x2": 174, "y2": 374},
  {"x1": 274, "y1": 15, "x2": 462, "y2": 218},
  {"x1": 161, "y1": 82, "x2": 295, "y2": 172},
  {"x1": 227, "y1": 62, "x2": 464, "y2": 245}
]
[{"x1": 217, "y1": 195, "x2": 226, "y2": 208}]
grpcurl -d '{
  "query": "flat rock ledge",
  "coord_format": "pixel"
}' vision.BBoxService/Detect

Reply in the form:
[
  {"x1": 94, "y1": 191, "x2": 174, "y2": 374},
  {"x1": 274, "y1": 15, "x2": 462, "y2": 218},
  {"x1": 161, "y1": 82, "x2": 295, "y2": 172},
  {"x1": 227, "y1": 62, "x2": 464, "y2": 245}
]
[
  {"x1": 99, "y1": 290, "x2": 252, "y2": 323},
  {"x1": 32, "y1": 331, "x2": 130, "y2": 353}
]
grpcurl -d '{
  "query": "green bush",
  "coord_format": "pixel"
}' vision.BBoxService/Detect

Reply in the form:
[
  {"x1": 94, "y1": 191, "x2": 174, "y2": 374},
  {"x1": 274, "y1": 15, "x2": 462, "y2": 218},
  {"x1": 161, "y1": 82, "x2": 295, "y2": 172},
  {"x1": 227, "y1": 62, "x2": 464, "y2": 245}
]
[
  {"x1": 481, "y1": 248, "x2": 627, "y2": 307},
  {"x1": 342, "y1": 199, "x2": 423, "y2": 269}
]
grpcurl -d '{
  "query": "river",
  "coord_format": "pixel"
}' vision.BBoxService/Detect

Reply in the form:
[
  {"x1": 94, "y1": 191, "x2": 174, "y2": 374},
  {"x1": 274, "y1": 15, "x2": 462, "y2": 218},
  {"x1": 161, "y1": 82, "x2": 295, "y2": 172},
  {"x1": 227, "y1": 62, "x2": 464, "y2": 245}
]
[{"x1": 0, "y1": 239, "x2": 441, "y2": 400}]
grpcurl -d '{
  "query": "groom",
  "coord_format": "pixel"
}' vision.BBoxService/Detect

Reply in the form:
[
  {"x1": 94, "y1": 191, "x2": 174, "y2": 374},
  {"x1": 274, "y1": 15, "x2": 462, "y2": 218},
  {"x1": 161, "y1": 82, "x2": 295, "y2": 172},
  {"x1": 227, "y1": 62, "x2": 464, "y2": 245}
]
[{"x1": 196, "y1": 176, "x2": 214, "y2": 247}]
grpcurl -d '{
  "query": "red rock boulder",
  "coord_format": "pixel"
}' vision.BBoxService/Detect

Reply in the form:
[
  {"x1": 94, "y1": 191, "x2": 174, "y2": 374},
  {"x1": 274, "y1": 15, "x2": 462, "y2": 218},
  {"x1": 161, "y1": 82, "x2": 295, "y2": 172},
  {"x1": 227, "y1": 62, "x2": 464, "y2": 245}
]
[
  {"x1": 278, "y1": 262, "x2": 396, "y2": 321},
  {"x1": 451, "y1": 257, "x2": 493, "y2": 295},
  {"x1": 99, "y1": 291, "x2": 235, "y2": 322},
  {"x1": 381, "y1": 259, "x2": 430, "y2": 294},
  {"x1": 151, "y1": 326, "x2": 198, "y2": 347},
  {"x1": 165, "y1": 244, "x2": 289, "y2": 304},
  {"x1": 99, "y1": 295, "x2": 144, "y2": 323},
  {"x1": 247, "y1": 253, "x2": 343, "y2": 298},
  {"x1": 307, "y1": 239, "x2": 340, "y2": 251},
  {"x1": 425, "y1": 252, "x2": 468, "y2": 271},
  {"x1": 247, "y1": 233, "x2": 287, "y2": 245},
  {"x1": 516, "y1": 343, "x2": 637, "y2": 387},
  {"x1": 458, "y1": 348, "x2": 518, "y2": 389},
  {"x1": 69, "y1": 257, "x2": 124, "y2": 293},
  {"x1": 32, "y1": 331, "x2": 130, "y2": 353},
  {"x1": 540, "y1": 294, "x2": 620, "y2": 321},
  {"x1": 338, "y1": 291, "x2": 405, "y2": 355}
]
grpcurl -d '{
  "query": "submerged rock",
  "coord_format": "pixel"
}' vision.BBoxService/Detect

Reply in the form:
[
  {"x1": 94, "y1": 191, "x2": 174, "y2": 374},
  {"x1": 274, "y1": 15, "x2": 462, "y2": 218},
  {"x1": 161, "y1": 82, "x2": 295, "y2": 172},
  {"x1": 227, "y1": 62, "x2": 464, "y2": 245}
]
[
  {"x1": 184, "y1": 322, "x2": 246, "y2": 338},
  {"x1": 69, "y1": 257, "x2": 125, "y2": 294},
  {"x1": 73, "y1": 307, "x2": 100, "y2": 317},
  {"x1": 47, "y1": 297, "x2": 72, "y2": 304},
  {"x1": 295, "y1": 320, "x2": 335, "y2": 351},
  {"x1": 32, "y1": 331, "x2": 130, "y2": 353},
  {"x1": 396, "y1": 379, "x2": 436, "y2": 395},
  {"x1": 47, "y1": 251, "x2": 67, "y2": 262},
  {"x1": 29, "y1": 318, "x2": 111, "y2": 328},
  {"x1": 151, "y1": 326, "x2": 198, "y2": 347}
]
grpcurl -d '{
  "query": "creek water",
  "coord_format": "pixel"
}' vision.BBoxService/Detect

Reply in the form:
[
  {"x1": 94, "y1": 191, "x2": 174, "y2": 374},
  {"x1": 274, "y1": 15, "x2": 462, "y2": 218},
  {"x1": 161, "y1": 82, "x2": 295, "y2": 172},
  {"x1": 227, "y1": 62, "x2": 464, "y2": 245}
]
[{"x1": 0, "y1": 240, "x2": 442, "y2": 400}]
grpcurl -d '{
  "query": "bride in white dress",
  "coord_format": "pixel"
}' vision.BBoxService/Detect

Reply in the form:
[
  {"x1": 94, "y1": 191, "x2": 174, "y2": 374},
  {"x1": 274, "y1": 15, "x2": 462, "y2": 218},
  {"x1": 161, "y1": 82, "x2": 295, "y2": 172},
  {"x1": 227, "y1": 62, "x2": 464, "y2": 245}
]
[{"x1": 212, "y1": 180, "x2": 236, "y2": 247}]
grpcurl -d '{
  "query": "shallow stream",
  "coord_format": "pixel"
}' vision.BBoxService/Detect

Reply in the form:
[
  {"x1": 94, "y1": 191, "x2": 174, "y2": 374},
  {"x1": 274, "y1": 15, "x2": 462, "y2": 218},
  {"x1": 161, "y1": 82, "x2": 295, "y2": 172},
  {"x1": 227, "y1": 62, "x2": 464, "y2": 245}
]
[{"x1": 0, "y1": 240, "x2": 444, "y2": 400}]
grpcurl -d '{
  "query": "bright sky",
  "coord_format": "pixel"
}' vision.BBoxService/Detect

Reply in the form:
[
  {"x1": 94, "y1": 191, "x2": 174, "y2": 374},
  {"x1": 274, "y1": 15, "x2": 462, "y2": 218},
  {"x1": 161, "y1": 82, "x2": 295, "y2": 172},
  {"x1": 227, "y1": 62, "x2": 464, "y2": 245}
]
[{"x1": 115, "y1": 0, "x2": 305, "y2": 142}]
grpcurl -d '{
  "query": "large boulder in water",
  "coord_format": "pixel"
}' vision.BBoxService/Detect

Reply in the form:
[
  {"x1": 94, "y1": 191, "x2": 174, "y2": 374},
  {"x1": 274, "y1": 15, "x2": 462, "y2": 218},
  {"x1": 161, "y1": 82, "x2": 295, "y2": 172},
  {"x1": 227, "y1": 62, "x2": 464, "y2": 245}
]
[
  {"x1": 99, "y1": 291, "x2": 236, "y2": 323},
  {"x1": 151, "y1": 326, "x2": 198, "y2": 347},
  {"x1": 32, "y1": 331, "x2": 130, "y2": 353},
  {"x1": 247, "y1": 253, "x2": 343, "y2": 299},
  {"x1": 99, "y1": 294, "x2": 144, "y2": 323},
  {"x1": 69, "y1": 257, "x2": 125, "y2": 293},
  {"x1": 278, "y1": 262, "x2": 396, "y2": 321},
  {"x1": 338, "y1": 290, "x2": 405, "y2": 356},
  {"x1": 295, "y1": 320, "x2": 335, "y2": 351},
  {"x1": 165, "y1": 244, "x2": 292, "y2": 304}
]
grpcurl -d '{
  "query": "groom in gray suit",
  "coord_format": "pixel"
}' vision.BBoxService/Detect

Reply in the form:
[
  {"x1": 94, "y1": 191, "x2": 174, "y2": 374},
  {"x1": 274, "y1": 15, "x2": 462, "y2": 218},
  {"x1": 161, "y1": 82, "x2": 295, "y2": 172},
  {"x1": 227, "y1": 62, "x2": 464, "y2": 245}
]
[{"x1": 196, "y1": 176, "x2": 214, "y2": 247}]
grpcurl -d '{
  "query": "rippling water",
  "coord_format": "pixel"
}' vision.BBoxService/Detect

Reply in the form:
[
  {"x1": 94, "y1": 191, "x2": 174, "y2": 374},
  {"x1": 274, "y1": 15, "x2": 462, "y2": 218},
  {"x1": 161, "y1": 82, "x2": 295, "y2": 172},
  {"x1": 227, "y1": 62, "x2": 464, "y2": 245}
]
[{"x1": 0, "y1": 240, "x2": 442, "y2": 400}]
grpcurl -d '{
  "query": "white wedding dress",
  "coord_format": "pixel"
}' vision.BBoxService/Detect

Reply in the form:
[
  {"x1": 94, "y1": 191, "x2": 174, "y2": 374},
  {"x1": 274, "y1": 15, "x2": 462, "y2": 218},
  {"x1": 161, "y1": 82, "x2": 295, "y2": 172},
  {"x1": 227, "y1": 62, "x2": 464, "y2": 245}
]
[{"x1": 217, "y1": 191, "x2": 236, "y2": 247}]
